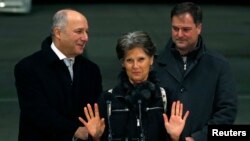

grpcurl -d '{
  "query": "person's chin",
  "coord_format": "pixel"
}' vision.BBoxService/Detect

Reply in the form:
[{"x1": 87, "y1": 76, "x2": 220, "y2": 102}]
[
  {"x1": 75, "y1": 50, "x2": 84, "y2": 55},
  {"x1": 176, "y1": 44, "x2": 186, "y2": 49},
  {"x1": 77, "y1": 46, "x2": 85, "y2": 52}
]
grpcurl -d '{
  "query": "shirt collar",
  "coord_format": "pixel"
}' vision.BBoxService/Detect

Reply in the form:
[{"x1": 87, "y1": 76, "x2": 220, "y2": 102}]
[{"x1": 51, "y1": 42, "x2": 74, "y2": 61}]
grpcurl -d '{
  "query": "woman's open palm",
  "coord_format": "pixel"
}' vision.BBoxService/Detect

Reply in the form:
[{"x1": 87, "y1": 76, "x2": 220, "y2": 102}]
[
  {"x1": 79, "y1": 103, "x2": 105, "y2": 141},
  {"x1": 163, "y1": 101, "x2": 189, "y2": 141}
]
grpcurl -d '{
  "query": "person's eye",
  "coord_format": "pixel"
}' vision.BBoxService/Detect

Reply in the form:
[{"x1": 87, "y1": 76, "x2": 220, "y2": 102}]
[
  {"x1": 126, "y1": 59, "x2": 133, "y2": 63},
  {"x1": 172, "y1": 27, "x2": 179, "y2": 32},
  {"x1": 138, "y1": 57, "x2": 145, "y2": 62},
  {"x1": 183, "y1": 28, "x2": 191, "y2": 33},
  {"x1": 76, "y1": 30, "x2": 82, "y2": 34}
]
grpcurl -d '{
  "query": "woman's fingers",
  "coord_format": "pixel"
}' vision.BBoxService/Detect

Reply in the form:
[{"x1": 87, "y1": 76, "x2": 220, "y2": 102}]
[
  {"x1": 83, "y1": 103, "x2": 97, "y2": 121},
  {"x1": 176, "y1": 100, "x2": 180, "y2": 116},
  {"x1": 179, "y1": 102, "x2": 183, "y2": 117},
  {"x1": 171, "y1": 100, "x2": 188, "y2": 119},
  {"x1": 83, "y1": 103, "x2": 100, "y2": 122},
  {"x1": 87, "y1": 103, "x2": 94, "y2": 118},
  {"x1": 183, "y1": 110, "x2": 190, "y2": 121},
  {"x1": 171, "y1": 101, "x2": 176, "y2": 116},
  {"x1": 94, "y1": 103, "x2": 100, "y2": 118},
  {"x1": 84, "y1": 106, "x2": 90, "y2": 121},
  {"x1": 78, "y1": 117, "x2": 87, "y2": 126},
  {"x1": 163, "y1": 113, "x2": 169, "y2": 123}
]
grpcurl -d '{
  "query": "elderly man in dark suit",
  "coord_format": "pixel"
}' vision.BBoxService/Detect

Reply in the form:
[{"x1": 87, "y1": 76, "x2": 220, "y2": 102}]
[{"x1": 14, "y1": 9, "x2": 102, "y2": 141}]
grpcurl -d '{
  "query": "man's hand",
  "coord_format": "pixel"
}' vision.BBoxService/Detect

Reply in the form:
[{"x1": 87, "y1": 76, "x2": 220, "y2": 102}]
[{"x1": 74, "y1": 126, "x2": 88, "y2": 140}]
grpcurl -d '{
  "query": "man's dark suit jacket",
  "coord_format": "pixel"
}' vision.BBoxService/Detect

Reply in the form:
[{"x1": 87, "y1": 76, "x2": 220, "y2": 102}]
[{"x1": 14, "y1": 36, "x2": 103, "y2": 141}]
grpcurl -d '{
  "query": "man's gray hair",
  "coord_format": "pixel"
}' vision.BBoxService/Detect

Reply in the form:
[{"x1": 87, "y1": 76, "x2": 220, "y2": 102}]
[{"x1": 50, "y1": 10, "x2": 68, "y2": 36}]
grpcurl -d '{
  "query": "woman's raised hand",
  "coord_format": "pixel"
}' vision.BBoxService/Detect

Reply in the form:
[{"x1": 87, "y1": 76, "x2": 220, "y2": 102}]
[
  {"x1": 79, "y1": 103, "x2": 105, "y2": 141},
  {"x1": 163, "y1": 101, "x2": 189, "y2": 141}
]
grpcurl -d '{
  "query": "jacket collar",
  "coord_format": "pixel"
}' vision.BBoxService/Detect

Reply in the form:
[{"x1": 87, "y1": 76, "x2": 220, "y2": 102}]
[
  {"x1": 114, "y1": 70, "x2": 158, "y2": 97},
  {"x1": 157, "y1": 35, "x2": 206, "y2": 65},
  {"x1": 40, "y1": 36, "x2": 82, "y2": 66},
  {"x1": 155, "y1": 36, "x2": 206, "y2": 82},
  {"x1": 41, "y1": 36, "x2": 60, "y2": 66}
]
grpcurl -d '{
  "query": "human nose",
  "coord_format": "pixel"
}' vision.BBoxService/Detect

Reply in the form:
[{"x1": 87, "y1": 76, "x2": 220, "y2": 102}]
[
  {"x1": 81, "y1": 32, "x2": 88, "y2": 41},
  {"x1": 177, "y1": 29, "x2": 184, "y2": 37},
  {"x1": 132, "y1": 61, "x2": 139, "y2": 68}
]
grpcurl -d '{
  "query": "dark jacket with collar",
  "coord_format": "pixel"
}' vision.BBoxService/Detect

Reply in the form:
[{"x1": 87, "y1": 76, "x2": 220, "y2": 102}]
[
  {"x1": 98, "y1": 71, "x2": 168, "y2": 141},
  {"x1": 14, "y1": 36, "x2": 102, "y2": 141},
  {"x1": 154, "y1": 36, "x2": 237, "y2": 141}
]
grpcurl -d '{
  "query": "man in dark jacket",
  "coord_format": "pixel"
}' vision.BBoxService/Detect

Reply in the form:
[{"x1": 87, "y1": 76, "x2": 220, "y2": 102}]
[
  {"x1": 14, "y1": 9, "x2": 102, "y2": 141},
  {"x1": 154, "y1": 2, "x2": 237, "y2": 141}
]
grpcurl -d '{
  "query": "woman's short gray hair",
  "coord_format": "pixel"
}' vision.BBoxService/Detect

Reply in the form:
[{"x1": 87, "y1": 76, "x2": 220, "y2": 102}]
[{"x1": 116, "y1": 31, "x2": 156, "y2": 60}]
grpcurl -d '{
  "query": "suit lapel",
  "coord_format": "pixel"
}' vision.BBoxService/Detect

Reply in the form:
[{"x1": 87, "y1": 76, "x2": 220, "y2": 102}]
[
  {"x1": 157, "y1": 47, "x2": 183, "y2": 83},
  {"x1": 164, "y1": 55, "x2": 183, "y2": 83}
]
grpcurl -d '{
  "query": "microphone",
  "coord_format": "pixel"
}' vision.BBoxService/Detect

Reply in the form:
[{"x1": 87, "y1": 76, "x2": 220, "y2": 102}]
[
  {"x1": 137, "y1": 99, "x2": 145, "y2": 141},
  {"x1": 106, "y1": 91, "x2": 113, "y2": 141}
]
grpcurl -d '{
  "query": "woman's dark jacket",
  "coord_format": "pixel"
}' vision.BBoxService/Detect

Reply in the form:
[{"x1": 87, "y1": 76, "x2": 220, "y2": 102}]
[{"x1": 98, "y1": 71, "x2": 168, "y2": 141}]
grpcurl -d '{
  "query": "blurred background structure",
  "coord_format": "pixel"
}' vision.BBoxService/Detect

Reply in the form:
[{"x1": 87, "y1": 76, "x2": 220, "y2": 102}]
[
  {"x1": 0, "y1": 1, "x2": 250, "y2": 141},
  {"x1": 0, "y1": 0, "x2": 32, "y2": 13}
]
